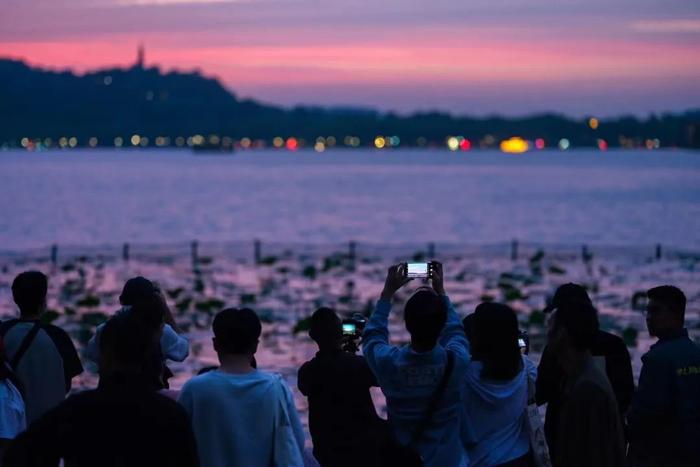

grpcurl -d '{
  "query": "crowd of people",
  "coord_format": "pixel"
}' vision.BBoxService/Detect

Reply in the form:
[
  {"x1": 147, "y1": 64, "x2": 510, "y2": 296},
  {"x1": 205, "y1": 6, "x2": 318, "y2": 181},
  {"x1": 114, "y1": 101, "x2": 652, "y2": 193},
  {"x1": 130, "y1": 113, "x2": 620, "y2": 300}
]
[{"x1": 0, "y1": 263, "x2": 698, "y2": 467}]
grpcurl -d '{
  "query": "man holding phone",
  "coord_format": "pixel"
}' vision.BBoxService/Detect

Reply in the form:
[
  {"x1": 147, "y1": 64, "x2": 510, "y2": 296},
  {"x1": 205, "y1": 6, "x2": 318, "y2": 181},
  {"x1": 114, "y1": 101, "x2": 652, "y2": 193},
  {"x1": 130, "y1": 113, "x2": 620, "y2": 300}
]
[
  {"x1": 363, "y1": 262, "x2": 470, "y2": 467},
  {"x1": 298, "y1": 307, "x2": 385, "y2": 467}
]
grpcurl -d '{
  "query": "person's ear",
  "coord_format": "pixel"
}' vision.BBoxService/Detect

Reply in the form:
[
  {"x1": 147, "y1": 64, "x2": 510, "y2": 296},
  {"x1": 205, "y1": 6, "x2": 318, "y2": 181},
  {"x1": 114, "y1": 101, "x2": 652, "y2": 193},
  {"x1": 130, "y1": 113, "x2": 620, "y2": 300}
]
[{"x1": 252, "y1": 339, "x2": 259, "y2": 354}]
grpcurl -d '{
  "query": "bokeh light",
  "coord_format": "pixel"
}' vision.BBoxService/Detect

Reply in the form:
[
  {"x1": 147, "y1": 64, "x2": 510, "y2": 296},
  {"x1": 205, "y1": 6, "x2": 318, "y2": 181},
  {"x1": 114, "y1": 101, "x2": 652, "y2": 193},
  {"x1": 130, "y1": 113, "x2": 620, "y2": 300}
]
[{"x1": 286, "y1": 137, "x2": 298, "y2": 151}]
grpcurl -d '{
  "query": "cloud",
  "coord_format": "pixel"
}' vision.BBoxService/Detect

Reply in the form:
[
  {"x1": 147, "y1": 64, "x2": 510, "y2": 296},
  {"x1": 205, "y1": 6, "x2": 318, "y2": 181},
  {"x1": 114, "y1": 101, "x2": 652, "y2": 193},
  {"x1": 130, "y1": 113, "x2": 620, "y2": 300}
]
[{"x1": 631, "y1": 19, "x2": 700, "y2": 33}]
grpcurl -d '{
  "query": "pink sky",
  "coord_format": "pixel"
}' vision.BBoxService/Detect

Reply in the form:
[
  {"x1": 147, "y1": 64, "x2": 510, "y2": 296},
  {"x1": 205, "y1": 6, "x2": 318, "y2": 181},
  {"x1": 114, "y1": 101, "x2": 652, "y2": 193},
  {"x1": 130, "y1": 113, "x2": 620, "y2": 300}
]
[{"x1": 2, "y1": 0, "x2": 699, "y2": 116}]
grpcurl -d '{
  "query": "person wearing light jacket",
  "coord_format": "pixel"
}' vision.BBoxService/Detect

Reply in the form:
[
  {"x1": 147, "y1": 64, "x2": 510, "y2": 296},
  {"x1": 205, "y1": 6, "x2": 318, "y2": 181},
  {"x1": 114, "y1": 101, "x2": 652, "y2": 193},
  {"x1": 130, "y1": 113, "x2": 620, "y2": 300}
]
[
  {"x1": 461, "y1": 303, "x2": 536, "y2": 467},
  {"x1": 363, "y1": 262, "x2": 470, "y2": 467}
]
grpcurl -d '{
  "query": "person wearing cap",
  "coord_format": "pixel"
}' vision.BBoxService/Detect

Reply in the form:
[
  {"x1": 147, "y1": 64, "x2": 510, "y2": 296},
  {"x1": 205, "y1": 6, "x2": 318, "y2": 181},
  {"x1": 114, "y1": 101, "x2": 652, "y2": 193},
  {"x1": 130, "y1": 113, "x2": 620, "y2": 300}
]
[
  {"x1": 535, "y1": 283, "x2": 633, "y2": 460},
  {"x1": 84, "y1": 277, "x2": 189, "y2": 385},
  {"x1": 627, "y1": 285, "x2": 700, "y2": 467}
]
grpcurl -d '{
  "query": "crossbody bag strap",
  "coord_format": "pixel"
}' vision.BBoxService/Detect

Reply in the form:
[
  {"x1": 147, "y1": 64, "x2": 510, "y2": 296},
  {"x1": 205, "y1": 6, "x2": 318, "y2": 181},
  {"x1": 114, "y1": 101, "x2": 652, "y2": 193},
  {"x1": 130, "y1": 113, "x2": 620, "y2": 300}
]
[
  {"x1": 408, "y1": 350, "x2": 456, "y2": 447},
  {"x1": 10, "y1": 322, "x2": 42, "y2": 370}
]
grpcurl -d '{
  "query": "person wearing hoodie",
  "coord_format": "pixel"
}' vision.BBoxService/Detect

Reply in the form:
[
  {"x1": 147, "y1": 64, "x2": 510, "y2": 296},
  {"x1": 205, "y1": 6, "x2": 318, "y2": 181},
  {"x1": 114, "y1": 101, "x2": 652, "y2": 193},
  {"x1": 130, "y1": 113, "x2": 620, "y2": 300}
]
[
  {"x1": 461, "y1": 303, "x2": 536, "y2": 467},
  {"x1": 363, "y1": 262, "x2": 470, "y2": 467}
]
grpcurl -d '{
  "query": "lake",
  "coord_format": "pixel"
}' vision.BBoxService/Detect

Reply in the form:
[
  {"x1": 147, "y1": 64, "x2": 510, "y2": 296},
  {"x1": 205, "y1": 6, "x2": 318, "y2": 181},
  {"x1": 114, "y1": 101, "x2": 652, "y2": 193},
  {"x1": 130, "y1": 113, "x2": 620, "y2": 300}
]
[{"x1": 1, "y1": 148, "x2": 699, "y2": 251}]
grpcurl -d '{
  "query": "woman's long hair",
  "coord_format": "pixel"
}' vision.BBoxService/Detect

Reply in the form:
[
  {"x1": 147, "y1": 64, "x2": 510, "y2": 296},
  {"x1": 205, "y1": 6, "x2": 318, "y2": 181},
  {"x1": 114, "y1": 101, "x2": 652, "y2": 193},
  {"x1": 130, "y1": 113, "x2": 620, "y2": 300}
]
[{"x1": 472, "y1": 302, "x2": 522, "y2": 381}]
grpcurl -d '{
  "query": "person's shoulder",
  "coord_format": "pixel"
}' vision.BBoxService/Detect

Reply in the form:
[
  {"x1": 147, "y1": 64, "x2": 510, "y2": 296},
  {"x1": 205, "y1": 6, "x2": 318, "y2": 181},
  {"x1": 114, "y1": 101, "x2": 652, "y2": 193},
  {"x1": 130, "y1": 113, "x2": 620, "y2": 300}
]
[
  {"x1": 256, "y1": 369, "x2": 283, "y2": 384},
  {"x1": 596, "y1": 330, "x2": 628, "y2": 353},
  {"x1": 0, "y1": 319, "x2": 19, "y2": 335},
  {"x1": 41, "y1": 323, "x2": 72, "y2": 338},
  {"x1": 181, "y1": 370, "x2": 220, "y2": 391},
  {"x1": 298, "y1": 358, "x2": 317, "y2": 378},
  {"x1": 147, "y1": 389, "x2": 190, "y2": 414},
  {"x1": 644, "y1": 338, "x2": 685, "y2": 365}
]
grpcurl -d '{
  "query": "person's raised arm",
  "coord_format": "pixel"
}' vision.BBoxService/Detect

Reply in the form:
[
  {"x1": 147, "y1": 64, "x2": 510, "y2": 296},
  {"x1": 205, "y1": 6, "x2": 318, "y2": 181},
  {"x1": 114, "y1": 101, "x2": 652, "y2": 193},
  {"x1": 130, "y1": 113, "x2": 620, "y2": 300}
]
[
  {"x1": 432, "y1": 262, "x2": 469, "y2": 359},
  {"x1": 362, "y1": 264, "x2": 412, "y2": 374}
]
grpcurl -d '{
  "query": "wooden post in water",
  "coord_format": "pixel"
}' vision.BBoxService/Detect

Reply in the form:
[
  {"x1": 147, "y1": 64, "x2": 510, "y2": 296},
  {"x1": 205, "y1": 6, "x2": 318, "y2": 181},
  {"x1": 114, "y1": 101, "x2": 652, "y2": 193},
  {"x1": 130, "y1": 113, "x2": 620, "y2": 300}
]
[
  {"x1": 510, "y1": 240, "x2": 518, "y2": 261},
  {"x1": 656, "y1": 244, "x2": 662, "y2": 260},
  {"x1": 428, "y1": 242, "x2": 435, "y2": 259},
  {"x1": 191, "y1": 241, "x2": 199, "y2": 269},
  {"x1": 254, "y1": 239, "x2": 262, "y2": 265},
  {"x1": 122, "y1": 243, "x2": 130, "y2": 262},
  {"x1": 348, "y1": 241, "x2": 357, "y2": 270},
  {"x1": 50, "y1": 244, "x2": 58, "y2": 266}
]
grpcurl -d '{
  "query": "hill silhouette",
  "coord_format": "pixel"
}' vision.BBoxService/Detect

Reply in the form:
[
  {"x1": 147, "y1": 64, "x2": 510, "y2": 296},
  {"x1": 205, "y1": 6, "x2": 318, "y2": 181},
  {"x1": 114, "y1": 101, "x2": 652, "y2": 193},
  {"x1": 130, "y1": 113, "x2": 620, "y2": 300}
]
[{"x1": 0, "y1": 58, "x2": 698, "y2": 148}]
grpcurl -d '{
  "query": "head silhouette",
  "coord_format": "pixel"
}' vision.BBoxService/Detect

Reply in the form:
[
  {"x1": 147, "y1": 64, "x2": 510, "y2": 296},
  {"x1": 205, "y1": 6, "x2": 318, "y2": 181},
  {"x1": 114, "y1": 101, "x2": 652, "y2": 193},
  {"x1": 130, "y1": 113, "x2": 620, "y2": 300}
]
[
  {"x1": 471, "y1": 302, "x2": 521, "y2": 381},
  {"x1": 646, "y1": 285, "x2": 686, "y2": 338},
  {"x1": 99, "y1": 312, "x2": 157, "y2": 378},
  {"x1": 119, "y1": 276, "x2": 156, "y2": 306},
  {"x1": 309, "y1": 307, "x2": 342, "y2": 350},
  {"x1": 12, "y1": 270, "x2": 48, "y2": 318},
  {"x1": 404, "y1": 287, "x2": 447, "y2": 351},
  {"x1": 547, "y1": 299, "x2": 599, "y2": 359},
  {"x1": 212, "y1": 308, "x2": 262, "y2": 358},
  {"x1": 129, "y1": 292, "x2": 165, "y2": 338},
  {"x1": 544, "y1": 283, "x2": 591, "y2": 314}
]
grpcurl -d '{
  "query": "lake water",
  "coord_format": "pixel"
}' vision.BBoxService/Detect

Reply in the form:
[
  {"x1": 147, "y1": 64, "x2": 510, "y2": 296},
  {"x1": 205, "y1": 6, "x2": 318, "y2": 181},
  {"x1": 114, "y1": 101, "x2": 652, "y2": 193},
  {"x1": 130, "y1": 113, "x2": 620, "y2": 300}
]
[{"x1": 1, "y1": 149, "x2": 699, "y2": 251}]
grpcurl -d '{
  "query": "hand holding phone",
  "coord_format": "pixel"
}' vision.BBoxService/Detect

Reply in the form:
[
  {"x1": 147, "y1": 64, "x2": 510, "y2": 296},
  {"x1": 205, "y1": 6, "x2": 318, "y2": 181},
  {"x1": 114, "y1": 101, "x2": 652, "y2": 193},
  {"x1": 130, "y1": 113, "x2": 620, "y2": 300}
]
[
  {"x1": 380, "y1": 264, "x2": 413, "y2": 300},
  {"x1": 406, "y1": 262, "x2": 432, "y2": 278},
  {"x1": 430, "y1": 261, "x2": 445, "y2": 295}
]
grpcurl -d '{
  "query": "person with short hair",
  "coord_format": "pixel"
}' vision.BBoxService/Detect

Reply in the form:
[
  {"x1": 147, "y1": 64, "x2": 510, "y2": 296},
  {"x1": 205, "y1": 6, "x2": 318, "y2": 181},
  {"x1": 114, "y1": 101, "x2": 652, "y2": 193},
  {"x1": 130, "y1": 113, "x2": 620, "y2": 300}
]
[
  {"x1": 627, "y1": 285, "x2": 700, "y2": 467},
  {"x1": 178, "y1": 308, "x2": 305, "y2": 467},
  {"x1": 362, "y1": 262, "x2": 470, "y2": 467},
  {"x1": 0, "y1": 271, "x2": 83, "y2": 424},
  {"x1": 535, "y1": 283, "x2": 633, "y2": 458},
  {"x1": 546, "y1": 299, "x2": 626, "y2": 467},
  {"x1": 461, "y1": 303, "x2": 537, "y2": 467},
  {"x1": 84, "y1": 276, "x2": 189, "y2": 388},
  {"x1": 298, "y1": 307, "x2": 385, "y2": 467},
  {"x1": 3, "y1": 312, "x2": 199, "y2": 467}
]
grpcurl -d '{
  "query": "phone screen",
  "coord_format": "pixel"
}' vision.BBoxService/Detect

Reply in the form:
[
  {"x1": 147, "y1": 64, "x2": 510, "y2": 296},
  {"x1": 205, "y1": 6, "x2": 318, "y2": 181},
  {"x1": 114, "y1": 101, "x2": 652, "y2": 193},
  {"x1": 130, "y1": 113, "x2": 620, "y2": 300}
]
[
  {"x1": 342, "y1": 323, "x2": 357, "y2": 335},
  {"x1": 407, "y1": 262, "x2": 429, "y2": 278},
  {"x1": 518, "y1": 338, "x2": 526, "y2": 348}
]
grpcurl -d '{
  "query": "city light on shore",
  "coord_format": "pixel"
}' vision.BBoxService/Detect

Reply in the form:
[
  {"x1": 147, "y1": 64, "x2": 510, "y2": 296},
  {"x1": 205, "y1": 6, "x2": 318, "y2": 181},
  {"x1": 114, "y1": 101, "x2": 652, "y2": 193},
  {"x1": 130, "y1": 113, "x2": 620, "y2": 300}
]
[{"x1": 500, "y1": 137, "x2": 529, "y2": 154}]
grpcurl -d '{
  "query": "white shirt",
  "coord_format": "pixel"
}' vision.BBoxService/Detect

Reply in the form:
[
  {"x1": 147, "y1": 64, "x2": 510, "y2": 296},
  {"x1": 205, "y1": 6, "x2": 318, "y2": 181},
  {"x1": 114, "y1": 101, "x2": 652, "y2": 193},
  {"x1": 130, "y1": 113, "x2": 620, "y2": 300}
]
[
  {"x1": 85, "y1": 308, "x2": 189, "y2": 364},
  {"x1": 178, "y1": 369, "x2": 305, "y2": 467}
]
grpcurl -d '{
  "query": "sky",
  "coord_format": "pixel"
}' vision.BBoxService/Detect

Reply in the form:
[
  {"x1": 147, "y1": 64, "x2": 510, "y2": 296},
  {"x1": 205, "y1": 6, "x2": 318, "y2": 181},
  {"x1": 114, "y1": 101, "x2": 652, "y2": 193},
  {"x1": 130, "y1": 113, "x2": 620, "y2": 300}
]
[{"x1": 1, "y1": 0, "x2": 699, "y2": 116}]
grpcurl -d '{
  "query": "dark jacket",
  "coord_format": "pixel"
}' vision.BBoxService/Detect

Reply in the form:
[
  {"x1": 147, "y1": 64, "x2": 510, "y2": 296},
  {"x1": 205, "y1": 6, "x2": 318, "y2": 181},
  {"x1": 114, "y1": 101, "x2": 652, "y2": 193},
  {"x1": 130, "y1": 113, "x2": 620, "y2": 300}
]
[
  {"x1": 555, "y1": 357, "x2": 626, "y2": 467},
  {"x1": 627, "y1": 329, "x2": 700, "y2": 466},
  {"x1": 536, "y1": 329, "x2": 634, "y2": 458},
  {"x1": 298, "y1": 349, "x2": 385, "y2": 467},
  {"x1": 4, "y1": 372, "x2": 199, "y2": 467}
]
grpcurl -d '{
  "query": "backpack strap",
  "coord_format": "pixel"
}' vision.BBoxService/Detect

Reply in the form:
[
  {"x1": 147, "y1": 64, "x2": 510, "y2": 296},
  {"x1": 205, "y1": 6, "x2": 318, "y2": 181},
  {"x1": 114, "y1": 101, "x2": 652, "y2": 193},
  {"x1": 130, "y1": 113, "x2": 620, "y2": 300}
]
[
  {"x1": 408, "y1": 350, "x2": 456, "y2": 447},
  {"x1": 10, "y1": 322, "x2": 42, "y2": 370}
]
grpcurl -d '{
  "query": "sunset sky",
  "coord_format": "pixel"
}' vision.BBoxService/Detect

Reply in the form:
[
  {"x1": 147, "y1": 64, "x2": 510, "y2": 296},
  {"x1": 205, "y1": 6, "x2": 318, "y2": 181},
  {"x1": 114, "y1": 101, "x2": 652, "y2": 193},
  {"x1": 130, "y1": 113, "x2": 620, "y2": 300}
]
[{"x1": 2, "y1": 0, "x2": 699, "y2": 116}]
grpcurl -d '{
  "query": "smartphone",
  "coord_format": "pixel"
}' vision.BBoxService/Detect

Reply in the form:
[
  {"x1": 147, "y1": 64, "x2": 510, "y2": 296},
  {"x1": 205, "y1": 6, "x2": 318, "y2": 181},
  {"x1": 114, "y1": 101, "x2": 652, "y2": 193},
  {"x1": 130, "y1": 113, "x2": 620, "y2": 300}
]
[
  {"x1": 518, "y1": 338, "x2": 526, "y2": 349},
  {"x1": 406, "y1": 262, "x2": 431, "y2": 278},
  {"x1": 342, "y1": 323, "x2": 357, "y2": 335}
]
